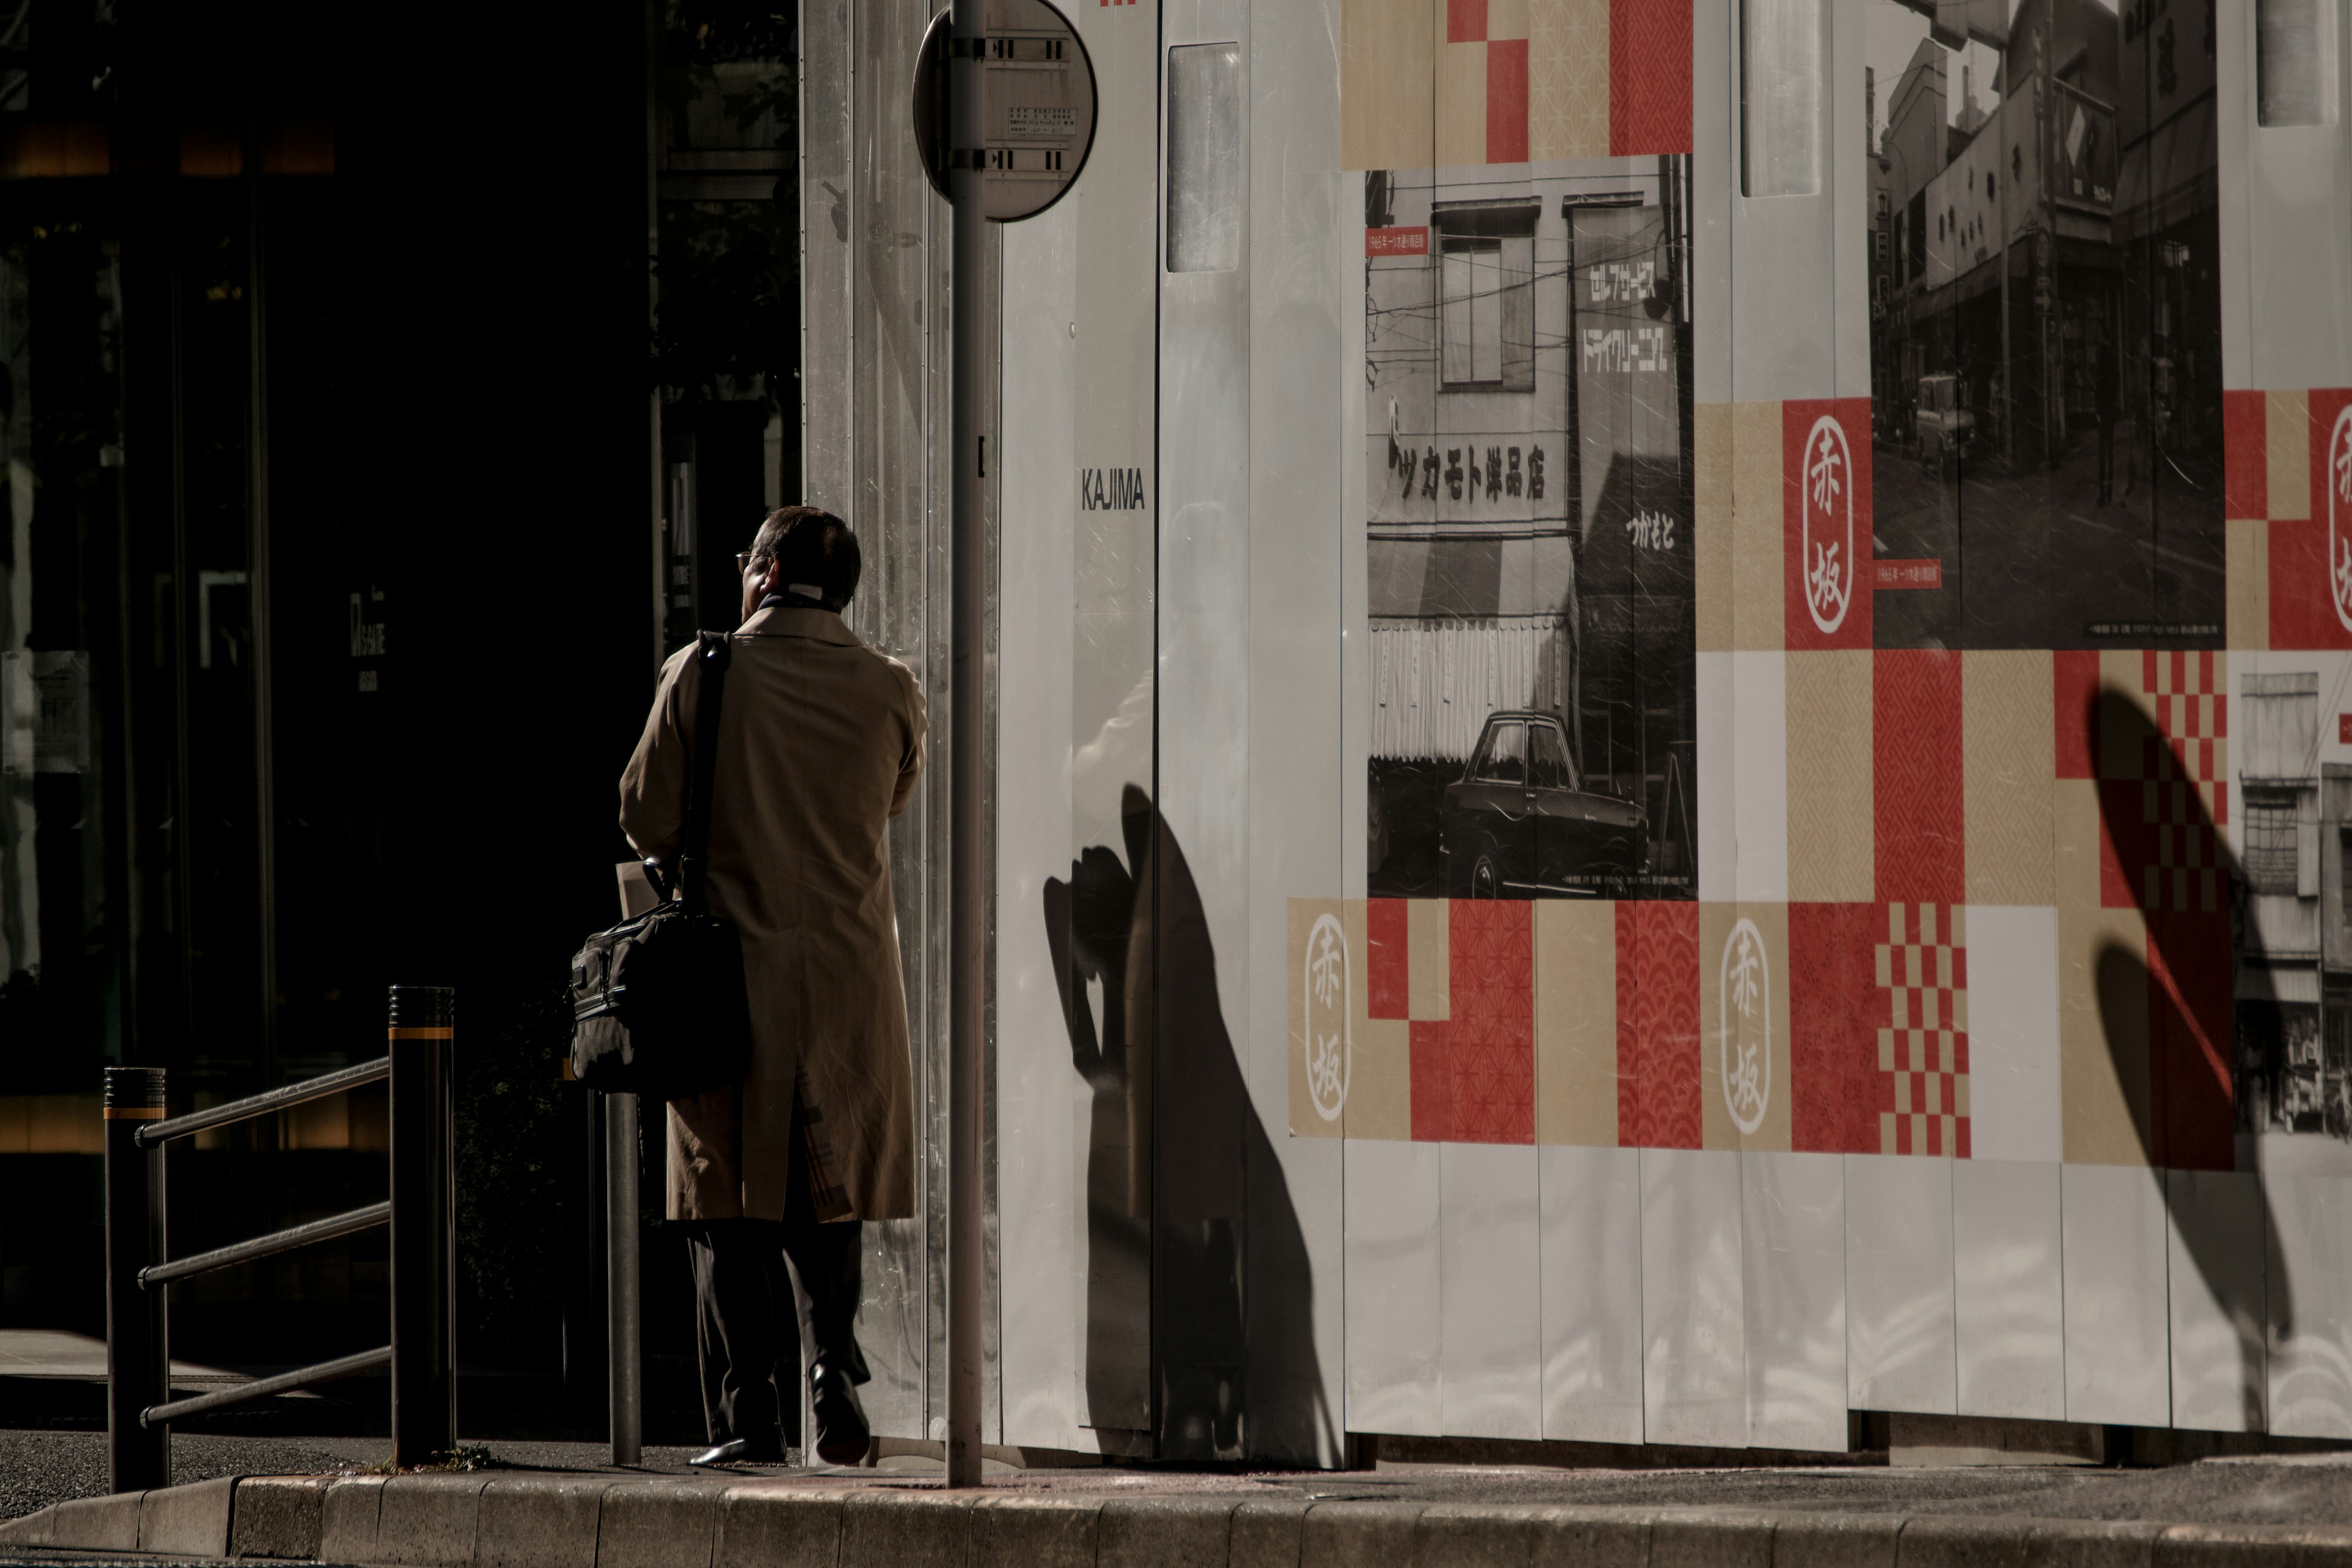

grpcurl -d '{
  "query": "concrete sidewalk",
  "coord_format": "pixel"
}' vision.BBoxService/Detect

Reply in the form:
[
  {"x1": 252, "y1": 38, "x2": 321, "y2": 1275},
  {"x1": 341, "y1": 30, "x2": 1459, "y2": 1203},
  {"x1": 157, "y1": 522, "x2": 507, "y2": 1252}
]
[{"x1": 11, "y1": 1455, "x2": 2352, "y2": 1568}]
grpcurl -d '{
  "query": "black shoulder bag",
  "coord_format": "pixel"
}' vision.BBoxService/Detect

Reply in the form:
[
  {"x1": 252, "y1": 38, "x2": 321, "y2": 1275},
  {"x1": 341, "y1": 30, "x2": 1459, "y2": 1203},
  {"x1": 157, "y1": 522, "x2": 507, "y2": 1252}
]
[{"x1": 569, "y1": 632, "x2": 755, "y2": 1099}]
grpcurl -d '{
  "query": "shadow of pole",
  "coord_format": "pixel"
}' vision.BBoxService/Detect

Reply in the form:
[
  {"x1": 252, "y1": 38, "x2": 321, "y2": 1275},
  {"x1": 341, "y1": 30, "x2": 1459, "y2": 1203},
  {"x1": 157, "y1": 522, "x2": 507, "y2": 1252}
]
[{"x1": 2088, "y1": 684, "x2": 2290, "y2": 1433}]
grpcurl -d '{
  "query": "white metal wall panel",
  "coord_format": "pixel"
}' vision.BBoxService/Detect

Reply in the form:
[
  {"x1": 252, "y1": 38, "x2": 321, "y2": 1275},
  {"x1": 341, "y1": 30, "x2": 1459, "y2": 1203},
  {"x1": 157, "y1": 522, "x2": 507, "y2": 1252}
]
[
  {"x1": 1828, "y1": 0, "x2": 1871, "y2": 399},
  {"x1": 1641, "y1": 1148, "x2": 1749, "y2": 1448},
  {"x1": 2267, "y1": 1172, "x2": 2352, "y2": 1438},
  {"x1": 1344, "y1": 1139, "x2": 1442, "y2": 1436},
  {"x1": 1243, "y1": 0, "x2": 1349, "y2": 1466},
  {"x1": 1540, "y1": 1145, "x2": 1645, "y2": 1445},
  {"x1": 1961, "y1": 909, "x2": 2062, "y2": 1164},
  {"x1": 1844, "y1": 1153, "x2": 1956, "y2": 1414},
  {"x1": 1440, "y1": 1143, "x2": 1543, "y2": 1439},
  {"x1": 1951, "y1": 1159, "x2": 2065, "y2": 1422},
  {"x1": 1732, "y1": 652, "x2": 1789, "y2": 903},
  {"x1": 1697, "y1": 654, "x2": 1739, "y2": 904},
  {"x1": 2168, "y1": 1169, "x2": 2270, "y2": 1434},
  {"x1": 2218, "y1": 0, "x2": 2256, "y2": 390},
  {"x1": 1693, "y1": 0, "x2": 1736, "y2": 406},
  {"x1": 1728, "y1": 0, "x2": 1842, "y2": 400},
  {"x1": 994, "y1": 205, "x2": 1088, "y2": 1452},
  {"x1": 2062, "y1": 1164, "x2": 2173, "y2": 1428},
  {"x1": 2231, "y1": 0, "x2": 2352, "y2": 390},
  {"x1": 1742, "y1": 1152, "x2": 1850, "y2": 1452}
]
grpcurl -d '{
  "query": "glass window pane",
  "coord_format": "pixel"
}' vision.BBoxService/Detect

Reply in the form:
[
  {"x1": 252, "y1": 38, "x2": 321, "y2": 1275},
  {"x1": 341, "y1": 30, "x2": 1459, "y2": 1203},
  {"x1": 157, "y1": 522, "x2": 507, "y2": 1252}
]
[
  {"x1": 1442, "y1": 248, "x2": 1477, "y2": 383},
  {"x1": 1475, "y1": 722, "x2": 1528, "y2": 785},
  {"x1": 1470, "y1": 247, "x2": 1502, "y2": 381},
  {"x1": 1528, "y1": 722, "x2": 1576, "y2": 791},
  {"x1": 1742, "y1": 0, "x2": 1825, "y2": 196},
  {"x1": 2259, "y1": 0, "x2": 2340, "y2": 126},
  {"x1": 1501, "y1": 234, "x2": 1536, "y2": 392},
  {"x1": 1166, "y1": 43, "x2": 1243, "y2": 273}
]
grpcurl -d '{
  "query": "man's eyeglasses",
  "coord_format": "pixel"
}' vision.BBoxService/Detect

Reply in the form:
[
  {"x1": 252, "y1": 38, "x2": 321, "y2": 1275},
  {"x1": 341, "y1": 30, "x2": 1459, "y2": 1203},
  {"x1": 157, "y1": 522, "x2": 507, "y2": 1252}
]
[{"x1": 736, "y1": 551, "x2": 769, "y2": 576}]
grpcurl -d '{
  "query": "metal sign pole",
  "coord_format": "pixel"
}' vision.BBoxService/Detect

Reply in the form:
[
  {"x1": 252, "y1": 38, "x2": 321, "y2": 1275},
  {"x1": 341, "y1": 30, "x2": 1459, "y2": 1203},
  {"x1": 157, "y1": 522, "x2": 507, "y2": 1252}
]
[
  {"x1": 944, "y1": 0, "x2": 988, "y2": 1494},
  {"x1": 914, "y1": 0, "x2": 1093, "y2": 1490},
  {"x1": 607, "y1": 1091, "x2": 643, "y2": 1466}
]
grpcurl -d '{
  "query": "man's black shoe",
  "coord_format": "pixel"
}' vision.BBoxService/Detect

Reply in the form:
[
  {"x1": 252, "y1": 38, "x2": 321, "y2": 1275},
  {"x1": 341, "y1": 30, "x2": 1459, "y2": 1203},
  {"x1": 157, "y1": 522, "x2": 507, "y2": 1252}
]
[
  {"x1": 687, "y1": 1437, "x2": 786, "y2": 1467},
  {"x1": 810, "y1": 1360, "x2": 870, "y2": 1466}
]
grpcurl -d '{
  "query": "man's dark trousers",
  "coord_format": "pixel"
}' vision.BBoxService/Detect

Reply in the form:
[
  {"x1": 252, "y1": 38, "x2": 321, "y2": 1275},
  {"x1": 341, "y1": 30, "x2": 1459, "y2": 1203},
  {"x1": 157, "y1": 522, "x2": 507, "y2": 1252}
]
[{"x1": 684, "y1": 1113, "x2": 867, "y2": 1454}]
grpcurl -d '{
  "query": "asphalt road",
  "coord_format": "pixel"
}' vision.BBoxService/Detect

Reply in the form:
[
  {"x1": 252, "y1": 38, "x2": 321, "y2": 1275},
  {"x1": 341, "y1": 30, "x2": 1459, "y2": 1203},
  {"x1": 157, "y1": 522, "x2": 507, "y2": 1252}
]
[{"x1": 1869, "y1": 422, "x2": 2227, "y2": 651}]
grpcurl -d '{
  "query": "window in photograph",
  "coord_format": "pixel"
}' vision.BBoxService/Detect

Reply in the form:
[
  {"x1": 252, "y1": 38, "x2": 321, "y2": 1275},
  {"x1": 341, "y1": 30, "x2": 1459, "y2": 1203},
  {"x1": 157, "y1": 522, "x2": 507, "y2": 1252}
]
[
  {"x1": 2245, "y1": 792, "x2": 2302, "y2": 895},
  {"x1": 1437, "y1": 211, "x2": 1535, "y2": 391},
  {"x1": 1741, "y1": 0, "x2": 1826, "y2": 196},
  {"x1": 2258, "y1": 0, "x2": 2340, "y2": 126}
]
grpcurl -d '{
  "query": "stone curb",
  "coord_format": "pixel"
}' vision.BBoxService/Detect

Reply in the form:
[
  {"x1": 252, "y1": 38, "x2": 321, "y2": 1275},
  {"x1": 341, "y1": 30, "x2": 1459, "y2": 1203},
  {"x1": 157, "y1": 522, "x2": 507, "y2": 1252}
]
[{"x1": 5, "y1": 1476, "x2": 2352, "y2": 1567}]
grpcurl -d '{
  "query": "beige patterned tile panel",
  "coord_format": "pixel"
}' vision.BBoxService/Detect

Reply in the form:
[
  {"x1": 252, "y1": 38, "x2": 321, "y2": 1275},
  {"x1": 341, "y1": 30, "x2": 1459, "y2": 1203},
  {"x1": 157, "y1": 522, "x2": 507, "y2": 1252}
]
[
  {"x1": 1340, "y1": 0, "x2": 1435, "y2": 173},
  {"x1": 1962, "y1": 650, "x2": 2055, "y2": 907},
  {"x1": 1534, "y1": 899, "x2": 1618, "y2": 1146},
  {"x1": 1528, "y1": 0, "x2": 1610, "y2": 161},
  {"x1": 2057, "y1": 902, "x2": 2154, "y2": 1166},
  {"x1": 1699, "y1": 902, "x2": 1792, "y2": 1152},
  {"x1": 2228, "y1": 518, "x2": 2270, "y2": 650},
  {"x1": 1731, "y1": 400, "x2": 1785, "y2": 651},
  {"x1": 1785, "y1": 649, "x2": 1874, "y2": 902},
  {"x1": 2270, "y1": 388, "x2": 2311, "y2": 522}
]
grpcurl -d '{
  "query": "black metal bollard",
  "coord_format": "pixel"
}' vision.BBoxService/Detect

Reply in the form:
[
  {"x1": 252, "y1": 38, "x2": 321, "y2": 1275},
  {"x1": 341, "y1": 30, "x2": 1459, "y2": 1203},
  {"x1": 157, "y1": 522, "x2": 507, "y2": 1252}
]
[
  {"x1": 104, "y1": 1066, "x2": 168, "y2": 1494},
  {"x1": 388, "y1": 986, "x2": 456, "y2": 1466}
]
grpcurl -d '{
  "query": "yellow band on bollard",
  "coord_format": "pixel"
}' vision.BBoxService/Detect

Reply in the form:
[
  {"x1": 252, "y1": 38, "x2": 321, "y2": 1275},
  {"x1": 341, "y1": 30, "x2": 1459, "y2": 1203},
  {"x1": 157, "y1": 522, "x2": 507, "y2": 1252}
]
[
  {"x1": 102, "y1": 1107, "x2": 165, "y2": 1120},
  {"x1": 387, "y1": 1027, "x2": 454, "y2": 1039}
]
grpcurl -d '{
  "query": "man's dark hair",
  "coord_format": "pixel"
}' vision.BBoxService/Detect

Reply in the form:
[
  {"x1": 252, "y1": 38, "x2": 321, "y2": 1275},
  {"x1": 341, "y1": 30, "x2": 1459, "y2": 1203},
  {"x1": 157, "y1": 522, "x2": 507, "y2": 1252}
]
[{"x1": 750, "y1": 506, "x2": 862, "y2": 613}]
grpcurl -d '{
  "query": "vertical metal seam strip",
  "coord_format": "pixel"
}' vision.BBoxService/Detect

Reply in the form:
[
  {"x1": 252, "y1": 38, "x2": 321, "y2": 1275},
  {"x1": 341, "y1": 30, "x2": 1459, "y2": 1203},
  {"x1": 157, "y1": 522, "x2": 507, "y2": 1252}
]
[
  {"x1": 245, "y1": 12, "x2": 277, "y2": 1087},
  {"x1": 648, "y1": 0, "x2": 666, "y2": 679},
  {"x1": 168, "y1": 176, "x2": 194, "y2": 1051}
]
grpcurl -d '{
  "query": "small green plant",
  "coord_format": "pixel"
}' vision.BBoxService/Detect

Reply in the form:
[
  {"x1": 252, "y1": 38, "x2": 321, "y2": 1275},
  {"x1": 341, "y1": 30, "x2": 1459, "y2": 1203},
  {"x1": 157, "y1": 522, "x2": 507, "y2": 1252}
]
[{"x1": 356, "y1": 1444, "x2": 500, "y2": 1475}]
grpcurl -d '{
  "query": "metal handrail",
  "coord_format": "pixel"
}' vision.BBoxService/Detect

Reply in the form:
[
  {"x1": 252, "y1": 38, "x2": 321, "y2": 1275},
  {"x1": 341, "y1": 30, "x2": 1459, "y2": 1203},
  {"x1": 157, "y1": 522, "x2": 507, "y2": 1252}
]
[
  {"x1": 141, "y1": 1346, "x2": 391, "y2": 1427},
  {"x1": 135, "y1": 1057, "x2": 389, "y2": 1147},
  {"x1": 105, "y1": 986, "x2": 456, "y2": 1490},
  {"x1": 138, "y1": 1201, "x2": 390, "y2": 1290}
]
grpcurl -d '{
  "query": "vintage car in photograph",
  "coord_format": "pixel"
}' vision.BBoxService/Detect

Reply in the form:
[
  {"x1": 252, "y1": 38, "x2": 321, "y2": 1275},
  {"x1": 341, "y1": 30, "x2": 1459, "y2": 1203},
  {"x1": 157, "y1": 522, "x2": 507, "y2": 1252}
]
[
  {"x1": 1440, "y1": 710, "x2": 1649, "y2": 897},
  {"x1": 1915, "y1": 372, "x2": 1975, "y2": 469}
]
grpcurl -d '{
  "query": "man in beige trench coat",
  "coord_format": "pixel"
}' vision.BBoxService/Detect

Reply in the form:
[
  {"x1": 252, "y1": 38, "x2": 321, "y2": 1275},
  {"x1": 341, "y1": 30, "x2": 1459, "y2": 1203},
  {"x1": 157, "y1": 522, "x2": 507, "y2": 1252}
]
[{"x1": 619, "y1": 506, "x2": 924, "y2": 1466}]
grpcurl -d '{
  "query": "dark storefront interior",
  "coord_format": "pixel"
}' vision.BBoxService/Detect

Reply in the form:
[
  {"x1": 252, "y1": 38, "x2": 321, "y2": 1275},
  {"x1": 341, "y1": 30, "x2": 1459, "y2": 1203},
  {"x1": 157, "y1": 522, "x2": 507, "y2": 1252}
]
[{"x1": 0, "y1": 0, "x2": 793, "y2": 1428}]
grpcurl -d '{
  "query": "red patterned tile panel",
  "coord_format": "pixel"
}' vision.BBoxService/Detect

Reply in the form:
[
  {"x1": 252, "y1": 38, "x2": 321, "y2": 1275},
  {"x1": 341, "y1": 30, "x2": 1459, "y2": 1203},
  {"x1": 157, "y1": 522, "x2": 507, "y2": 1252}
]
[
  {"x1": 1875, "y1": 650, "x2": 1965, "y2": 907},
  {"x1": 1486, "y1": 39, "x2": 1530, "y2": 164},
  {"x1": 1368, "y1": 899, "x2": 1410, "y2": 1020},
  {"x1": 1607, "y1": 0, "x2": 1692, "y2": 156},
  {"x1": 1616, "y1": 900, "x2": 1701, "y2": 1149},
  {"x1": 1874, "y1": 902, "x2": 1969, "y2": 1158},
  {"x1": 1411, "y1": 1019, "x2": 1453, "y2": 1142},
  {"x1": 2269, "y1": 388, "x2": 2352, "y2": 651},
  {"x1": 2147, "y1": 908, "x2": 2234, "y2": 1172},
  {"x1": 1783, "y1": 399, "x2": 1874, "y2": 651},
  {"x1": 1788, "y1": 902, "x2": 1880, "y2": 1154},
  {"x1": 2224, "y1": 388, "x2": 2267, "y2": 521},
  {"x1": 2055, "y1": 650, "x2": 2100, "y2": 779},
  {"x1": 1447, "y1": 900, "x2": 1535, "y2": 1143}
]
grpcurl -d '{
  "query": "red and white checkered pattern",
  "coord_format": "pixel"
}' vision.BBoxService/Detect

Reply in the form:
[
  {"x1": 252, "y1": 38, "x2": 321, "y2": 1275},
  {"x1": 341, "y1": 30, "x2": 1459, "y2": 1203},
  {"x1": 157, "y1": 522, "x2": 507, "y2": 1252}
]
[
  {"x1": 1875, "y1": 902, "x2": 1969, "y2": 1158},
  {"x1": 2141, "y1": 650, "x2": 2226, "y2": 916}
]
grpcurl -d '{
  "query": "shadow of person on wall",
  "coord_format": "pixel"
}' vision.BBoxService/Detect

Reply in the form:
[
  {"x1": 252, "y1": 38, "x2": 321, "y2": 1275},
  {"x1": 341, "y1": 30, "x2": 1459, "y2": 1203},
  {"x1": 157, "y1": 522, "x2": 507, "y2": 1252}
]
[
  {"x1": 1044, "y1": 784, "x2": 1338, "y2": 1462},
  {"x1": 2089, "y1": 684, "x2": 2291, "y2": 1433}
]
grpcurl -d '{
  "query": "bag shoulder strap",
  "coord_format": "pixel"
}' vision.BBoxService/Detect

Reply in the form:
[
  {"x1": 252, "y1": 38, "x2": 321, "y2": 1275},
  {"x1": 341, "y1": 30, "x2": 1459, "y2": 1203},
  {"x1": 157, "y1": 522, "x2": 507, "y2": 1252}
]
[{"x1": 679, "y1": 630, "x2": 732, "y2": 911}]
